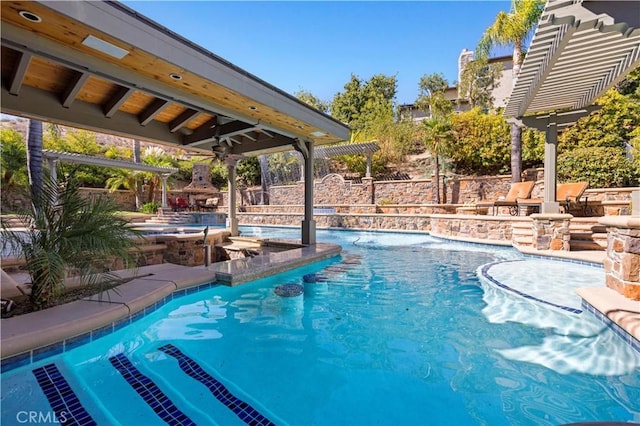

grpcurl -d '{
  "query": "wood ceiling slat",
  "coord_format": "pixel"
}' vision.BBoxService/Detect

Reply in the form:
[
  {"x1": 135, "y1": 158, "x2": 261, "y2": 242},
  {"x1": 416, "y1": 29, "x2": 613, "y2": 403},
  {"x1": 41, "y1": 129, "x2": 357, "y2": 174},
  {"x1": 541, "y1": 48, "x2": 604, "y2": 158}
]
[
  {"x1": 155, "y1": 103, "x2": 186, "y2": 125},
  {"x1": 118, "y1": 91, "x2": 154, "y2": 115},
  {"x1": 76, "y1": 75, "x2": 118, "y2": 105},
  {"x1": 24, "y1": 57, "x2": 74, "y2": 94}
]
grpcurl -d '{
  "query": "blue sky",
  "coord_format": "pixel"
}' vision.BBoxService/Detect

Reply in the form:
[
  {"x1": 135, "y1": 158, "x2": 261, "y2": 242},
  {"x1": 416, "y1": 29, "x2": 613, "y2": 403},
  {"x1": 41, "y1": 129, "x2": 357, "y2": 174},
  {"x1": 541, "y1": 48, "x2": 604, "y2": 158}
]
[{"x1": 131, "y1": 1, "x2": 512, "y2": 105}]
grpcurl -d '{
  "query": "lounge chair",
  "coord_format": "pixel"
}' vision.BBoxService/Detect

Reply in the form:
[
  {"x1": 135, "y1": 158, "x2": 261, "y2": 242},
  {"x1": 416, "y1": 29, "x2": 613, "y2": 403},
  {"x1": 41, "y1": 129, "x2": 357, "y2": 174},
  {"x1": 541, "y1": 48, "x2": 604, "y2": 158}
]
[
  {"x1": 517, "y1": 181, "x2": 589, "y2": 215},
  {"x1": 476, "y1": 181, "x2": 535, "y2": 216},
  {"x1": 200, "y1": 197, "x2": 219, "y2": 211}
]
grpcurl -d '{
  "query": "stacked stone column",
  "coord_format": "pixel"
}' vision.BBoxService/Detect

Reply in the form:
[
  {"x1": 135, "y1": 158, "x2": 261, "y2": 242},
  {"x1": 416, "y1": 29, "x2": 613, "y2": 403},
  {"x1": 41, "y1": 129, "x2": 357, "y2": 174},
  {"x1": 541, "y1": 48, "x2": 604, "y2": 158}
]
[
  {"x1": 530, "y1": 213, "x2": 572, "y2": 251},
  {"x1": 600, "y1": 217, "x2": 640, "y2": 300}
]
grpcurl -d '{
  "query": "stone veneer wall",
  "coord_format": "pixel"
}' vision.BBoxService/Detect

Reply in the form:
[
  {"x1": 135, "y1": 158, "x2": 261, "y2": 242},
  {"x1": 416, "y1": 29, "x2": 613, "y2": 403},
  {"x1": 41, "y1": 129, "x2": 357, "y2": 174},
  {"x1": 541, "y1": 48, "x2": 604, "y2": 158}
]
[
  {"x1": 239, "y1": 212, "x2": 521, "y2": 244},
  {"x1": 530, "y1": 214, "x2": 572, "y2": 251},
  {"x1": 269, "y1": 174, "x2": 373, "y2": 205},
  {"x1": 600, "y1": 217, "x2": 640, "y2": 300},
  {"x1": 428, "y1": 215, "x2": 517, "y2": 242}
]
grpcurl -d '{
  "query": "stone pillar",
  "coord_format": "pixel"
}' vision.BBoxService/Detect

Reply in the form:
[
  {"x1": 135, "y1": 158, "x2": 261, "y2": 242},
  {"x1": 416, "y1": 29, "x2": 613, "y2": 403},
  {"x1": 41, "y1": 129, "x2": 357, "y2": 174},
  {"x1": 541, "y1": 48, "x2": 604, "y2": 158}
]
[
  {"x1": 362, "y1": 177, "x2": 374, "y2": 204},
  {"x1": 600, "y1": 216, "x2": 640, "y2": 300},
  {"x1": 530, "y1": 213, "x2": 572, "y2": 251}
]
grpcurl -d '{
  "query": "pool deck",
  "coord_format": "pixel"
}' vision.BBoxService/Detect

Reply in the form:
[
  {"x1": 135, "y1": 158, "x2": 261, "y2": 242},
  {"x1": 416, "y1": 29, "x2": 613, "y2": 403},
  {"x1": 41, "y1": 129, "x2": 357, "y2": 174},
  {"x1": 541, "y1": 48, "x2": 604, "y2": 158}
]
[{"x1": 1, "y1": 240, "x2": 638, "y2": 370}]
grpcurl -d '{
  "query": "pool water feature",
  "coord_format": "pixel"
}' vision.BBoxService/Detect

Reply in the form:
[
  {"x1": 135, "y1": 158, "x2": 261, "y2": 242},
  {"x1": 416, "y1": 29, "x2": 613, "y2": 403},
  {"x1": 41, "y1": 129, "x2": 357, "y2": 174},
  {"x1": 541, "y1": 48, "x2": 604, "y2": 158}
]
[{"x1": 1, "y1": 228, "x2": 639, "y2": 425}]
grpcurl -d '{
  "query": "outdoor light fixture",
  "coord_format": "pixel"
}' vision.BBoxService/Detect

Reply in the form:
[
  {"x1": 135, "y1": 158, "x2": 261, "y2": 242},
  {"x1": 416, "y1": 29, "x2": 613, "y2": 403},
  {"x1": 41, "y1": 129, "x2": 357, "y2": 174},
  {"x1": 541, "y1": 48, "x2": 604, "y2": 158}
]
[
  {"x1": 169, "y1": 73, "x2": 183, "y2": 81},
  {"x1": 248, "y1": 105, "x2": 258, "y2": 111},
  {"x1": 310, "y1": 131, "x2": 327, "y2": 137},
  {"x1": 81, "y1": 35, "x2": 129, "y2": 59},
  {"x1": 19, "y1": 10, "x2": 42, "y2": 23}
]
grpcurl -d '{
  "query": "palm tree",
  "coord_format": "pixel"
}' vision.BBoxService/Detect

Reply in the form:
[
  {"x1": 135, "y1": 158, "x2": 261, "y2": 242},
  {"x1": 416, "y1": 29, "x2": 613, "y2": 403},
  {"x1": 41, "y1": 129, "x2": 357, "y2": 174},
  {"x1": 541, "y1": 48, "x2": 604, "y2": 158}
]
[
  {"x1": 106, "y1": 169, "x2": 144, "y2": 209},
  {"x1": 422, "y1": 116, "x2": 454, "y2": 204},
  {"x1": 26, "y1": 119, "x2": 44, "y2": 209},
  {"x1": 477, "y1": 0, "x2": 545, "y2": 182},
  {"x1": 1, "y1": 177, "x2": 142, "y2": 310},
  {"x1": 416, "y1": 73, "x2": 454, "y2": 203}
]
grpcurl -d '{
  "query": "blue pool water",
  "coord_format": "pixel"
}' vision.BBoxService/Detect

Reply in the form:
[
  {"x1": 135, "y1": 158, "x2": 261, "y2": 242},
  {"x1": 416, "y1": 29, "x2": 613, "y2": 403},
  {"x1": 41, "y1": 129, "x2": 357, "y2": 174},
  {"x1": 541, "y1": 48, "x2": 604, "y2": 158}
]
[{"x1": 2, "y1": 227, "x2": 639, "y2": 425}]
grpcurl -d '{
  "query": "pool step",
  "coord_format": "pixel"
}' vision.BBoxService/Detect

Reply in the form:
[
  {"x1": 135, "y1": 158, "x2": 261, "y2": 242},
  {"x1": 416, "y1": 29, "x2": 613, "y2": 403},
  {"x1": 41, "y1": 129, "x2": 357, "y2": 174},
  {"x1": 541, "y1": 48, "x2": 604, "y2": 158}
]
[
  {"x1": 569, "y1": 218, "x2": 607, "y2": 251},
  {"x1": 145, "y1": 211, "x2": 194, "y2": 225},
  {"x1": 33, "y1": 363, "x2": 97, "y2": 426},
  {"x1": 511, "y1": 217, "x2": 606, "y2": 251}
]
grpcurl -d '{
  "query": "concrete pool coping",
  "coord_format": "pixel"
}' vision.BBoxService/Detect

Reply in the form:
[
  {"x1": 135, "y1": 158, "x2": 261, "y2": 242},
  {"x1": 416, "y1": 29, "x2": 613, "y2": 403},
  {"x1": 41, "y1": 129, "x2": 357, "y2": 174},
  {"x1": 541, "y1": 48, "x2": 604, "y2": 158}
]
[{"x1": 0, "y1": 242, "x2": 341, "y2": 364}]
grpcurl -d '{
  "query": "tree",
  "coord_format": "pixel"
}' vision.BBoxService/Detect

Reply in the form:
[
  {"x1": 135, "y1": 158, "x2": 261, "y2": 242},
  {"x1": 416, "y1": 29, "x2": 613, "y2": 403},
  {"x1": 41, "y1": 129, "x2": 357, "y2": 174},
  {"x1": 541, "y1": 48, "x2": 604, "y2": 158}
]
[
  {"x1": 416, "y1": 73, "x2": 454, "y2": 203},
  {"x1": 331, "y1": 73, "x2": 397, "y2": 141},
  {"x1": 0, "y1": 128, "x2": 28, "y2": 189},
  {"x1": 26, "y1": 119, "x2": 44, "y2": 210},
  {"x1": 139, "y1": 146, "x2": 176, "y2": 203},
  {"x1": 1, "y1": 177, "x2": 141, "y2": 309},
  {"x1": 448, "y1": 108, "x2": 511, "y2": 175},
  {"x1": 105, "y1": 168, "x2": 144, "y2": 209},
  {"x1": 457, "y1": 56, "x2": 504, "y2": 111},
  {"x1": 477, "y1": 0, "x2": 545, "y2": 182},
  {"x1": 557, "y1": 88, "x2": 640, "y2": 187},
  {"x1": 295, "y1": 89, "x2": 330, "y2": 113}
]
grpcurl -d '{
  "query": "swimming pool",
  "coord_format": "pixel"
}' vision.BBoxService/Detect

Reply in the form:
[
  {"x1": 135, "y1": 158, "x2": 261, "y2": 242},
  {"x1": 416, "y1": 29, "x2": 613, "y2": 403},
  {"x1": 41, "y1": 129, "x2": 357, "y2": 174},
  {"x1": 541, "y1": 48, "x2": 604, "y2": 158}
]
[{"x1": 1, "y1": 227, "x2": 639, "y2": 425}]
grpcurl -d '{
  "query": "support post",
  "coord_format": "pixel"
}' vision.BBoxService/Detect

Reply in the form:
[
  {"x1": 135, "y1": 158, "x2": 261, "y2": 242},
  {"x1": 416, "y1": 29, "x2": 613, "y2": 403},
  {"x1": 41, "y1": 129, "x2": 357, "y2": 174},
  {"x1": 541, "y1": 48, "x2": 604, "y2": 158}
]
[
  {"x1": 47, "y1": 157, "x2": 58, "y2": 202},
  {"x1": 160, "y1": 173, "x2": 170, "y2": 209},
  {"x1": 295, "y1": 139, "x2": 316, "y2": 245},
  {"x1": 225, "y1": 157, "x2": 240, "y2": 236},
  {"x1": 542, "y1": 112, "x2": 560, "y2": 214},
  {"x1": 365, "y1": 153, "x2": 372, "y2": 178}
]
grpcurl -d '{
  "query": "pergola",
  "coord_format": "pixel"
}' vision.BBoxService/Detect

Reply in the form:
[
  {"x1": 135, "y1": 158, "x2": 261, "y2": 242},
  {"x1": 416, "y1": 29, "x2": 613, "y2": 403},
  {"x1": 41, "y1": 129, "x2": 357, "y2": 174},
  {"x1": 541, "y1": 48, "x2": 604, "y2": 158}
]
[
  {"x1": 505, "y1": 0, "x2": 640, "y2": 214},
  {"x1": 315, "y1": 141, "x2": 380, "y2": 178},
  {"x1": 0, "y1": 1, "x2": 350, "y2": 244},
  {"x1": 42, "y1": 149, "x2": 178, "y2": 209}
]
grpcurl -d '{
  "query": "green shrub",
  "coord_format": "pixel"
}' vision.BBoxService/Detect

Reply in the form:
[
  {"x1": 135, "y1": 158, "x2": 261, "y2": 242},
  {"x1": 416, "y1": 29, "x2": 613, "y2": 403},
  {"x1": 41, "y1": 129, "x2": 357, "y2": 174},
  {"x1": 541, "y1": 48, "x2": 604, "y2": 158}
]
[
  {"x1": 140, "y1": 202, "x2": 160, "y2": 214},
  {"x1": 558, "y1": 146, "x2": 638, "y2": 188}
]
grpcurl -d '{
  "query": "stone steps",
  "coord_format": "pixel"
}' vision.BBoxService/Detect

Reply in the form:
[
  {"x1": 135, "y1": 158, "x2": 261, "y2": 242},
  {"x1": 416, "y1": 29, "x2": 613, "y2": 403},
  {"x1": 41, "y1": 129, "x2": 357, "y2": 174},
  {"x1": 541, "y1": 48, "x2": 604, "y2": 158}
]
[
  {"x1": 510, "y1": 217, "x2": 607, "y2": 251},
  {"x1": 568, "y1": 217, "x2": 606, "y2": 251},
  {"x1": 145, "y1": 212, "x2": 194, "y2": 225}
]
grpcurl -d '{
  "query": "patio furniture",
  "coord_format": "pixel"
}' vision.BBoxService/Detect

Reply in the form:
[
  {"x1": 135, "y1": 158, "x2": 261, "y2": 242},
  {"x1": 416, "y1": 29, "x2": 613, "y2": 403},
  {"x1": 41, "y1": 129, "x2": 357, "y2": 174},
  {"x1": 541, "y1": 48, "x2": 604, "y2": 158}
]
[
  {"x1": 168, "y1": 197, "x2": 190, "y2": 212},
  {"x1": 475, "y1": 181, "x2": 535, "y2": 216},
  {"x1": 200, "y1": 197, "x2": 219, "y2": 211},
  {"x1": 516, "y1": 181, "x2": 589, "y2": 215}
]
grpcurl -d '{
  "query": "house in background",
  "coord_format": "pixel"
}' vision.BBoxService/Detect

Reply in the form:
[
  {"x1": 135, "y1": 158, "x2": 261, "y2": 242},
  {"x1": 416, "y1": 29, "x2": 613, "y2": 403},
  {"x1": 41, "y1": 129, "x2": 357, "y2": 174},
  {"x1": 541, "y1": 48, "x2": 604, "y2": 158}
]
[{"x1": 399, "y1": 49, "x2": 513, "y2": 122}]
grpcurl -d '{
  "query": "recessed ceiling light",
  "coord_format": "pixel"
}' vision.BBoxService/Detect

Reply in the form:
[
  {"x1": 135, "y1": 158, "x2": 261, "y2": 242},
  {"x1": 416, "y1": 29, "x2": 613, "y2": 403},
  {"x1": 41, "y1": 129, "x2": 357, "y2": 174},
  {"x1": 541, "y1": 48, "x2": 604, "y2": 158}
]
[
  {"x1": 310, "y1": 131, "x2": 327, "y2": 137},
  {"x1": 296, "y1": 125, "x2": 304, "y2": 129},
  {"x1": 248, "y1": 106, "x2": 258, "y2": 111},
  {"x1": 81, "y1": 35, "x2": 129, "y2": 59},
  {"x1": 169, "y1": 73, "x2": 183, "y2": 81},
  {"x1": 19, "y1": 10, "x2": 42, "y2": 23}
]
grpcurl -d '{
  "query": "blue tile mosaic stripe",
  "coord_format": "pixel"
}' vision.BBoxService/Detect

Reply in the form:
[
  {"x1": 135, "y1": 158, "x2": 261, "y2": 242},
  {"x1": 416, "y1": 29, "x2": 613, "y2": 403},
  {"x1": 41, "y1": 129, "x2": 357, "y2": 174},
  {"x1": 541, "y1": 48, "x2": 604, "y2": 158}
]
[
  {"x1": 1, "y1": 281, "x2": 217, "y2": 373},
  {"x1": 521, "y1": 253, "x2": 603, "y2": 269},
  {"x1": 32, "y1": 363, "x2": 97, "y2": 426},
  {"x1": 481, "y1": 260, "x2": 582, "y2": 314},
  {"x1": 581, "y1": 300, "x2": 640, "y2": 354},
  {"x1": 109, "y1": 353, "x2": 195, "y2": 426},
  {"x1": 158, "y1": 344, "x2": 275, "y2": 426}
]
